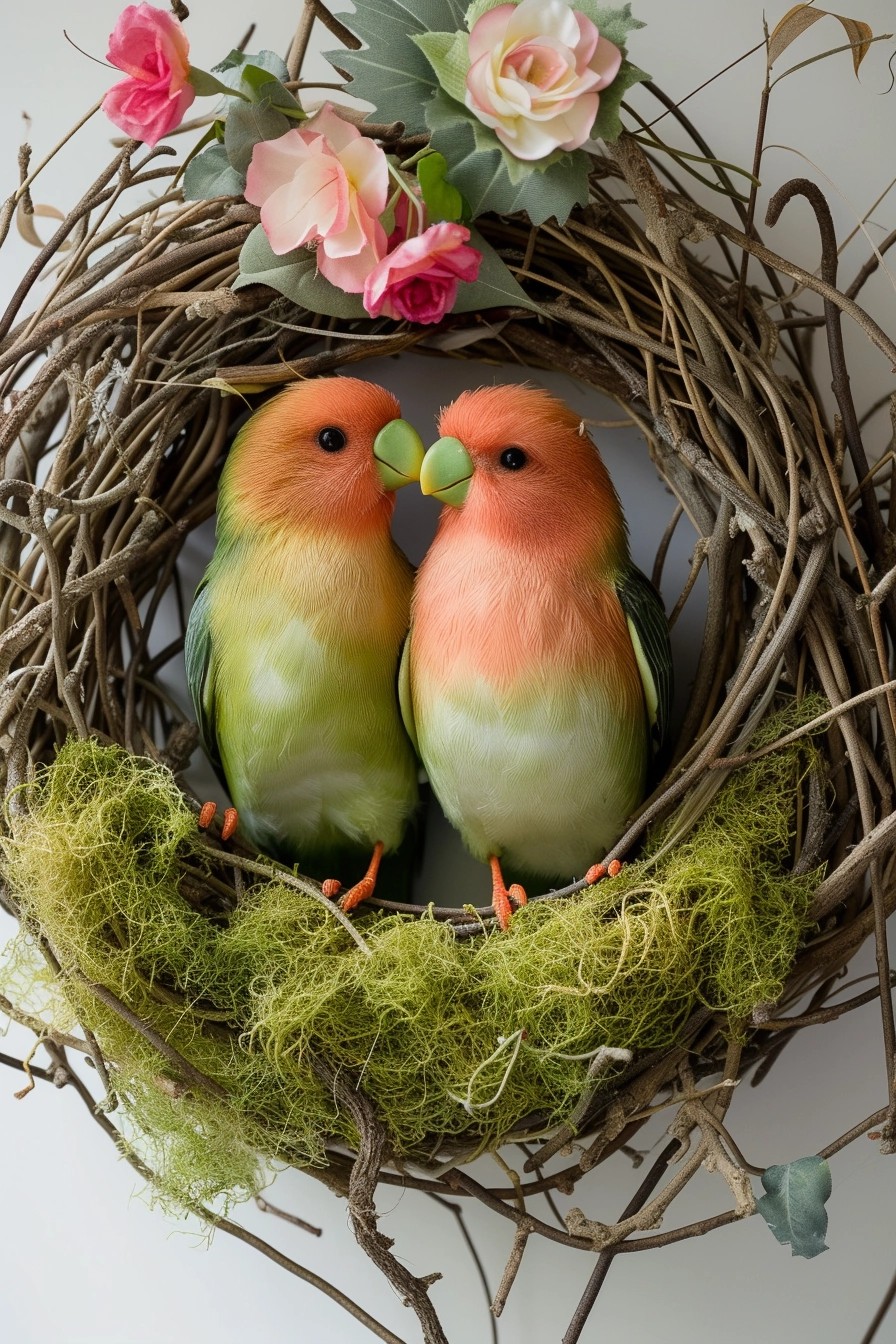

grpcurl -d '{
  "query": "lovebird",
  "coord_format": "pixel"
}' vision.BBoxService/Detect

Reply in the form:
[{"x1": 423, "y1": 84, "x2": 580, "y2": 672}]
[
  {"x1": 401, "y1": 385, "x2": 673, "y2": 928},
  {"x1": 185, "y1": 376, "x2": 425, "y2": 910}
]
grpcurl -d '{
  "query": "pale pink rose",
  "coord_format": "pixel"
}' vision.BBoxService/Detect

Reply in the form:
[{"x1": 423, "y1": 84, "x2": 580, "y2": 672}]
[
  {"x1": 102, "y1": 4, "x2": 196, "y2": 147},
  {"x1": 465, "y1": 0, "x2": 622, "y2": 161},
  {"x1": 245, "y1": 105, "x2": 389, "y2": 293},
  {"x1": 363, "y1": 223, "x2": 482, "y2": 325}
]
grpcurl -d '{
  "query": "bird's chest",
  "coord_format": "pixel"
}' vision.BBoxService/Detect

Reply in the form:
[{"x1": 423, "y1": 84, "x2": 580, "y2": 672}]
[
  {"x1": 412, "y1": 539, "x2": 633, "y2": 688},
  {"x1": 410, "y1": 541, "x2": 646, "y2": 871},
  {"x1": 209, "y1": 535, "x2": 414, "y2": 850}
]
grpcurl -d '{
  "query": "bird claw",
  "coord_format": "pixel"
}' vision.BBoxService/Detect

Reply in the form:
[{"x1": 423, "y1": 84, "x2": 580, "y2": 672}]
[
  {"x1": 198, "y1": 801, "x2": 217, "y2": 831},
  {"x1": 339, "y1": 876, "x2": 377, "y2": 914},
  {"x1": 489, "y1": 857, "x2": 527, "y2": 931},
  {"x1": 331, "y1": 842, "x2": 384, "y2": 915},
  {"x1": 584, "y1": 859, "x2": 623, "y2": 885},
  {"x1": 198, "y1": 802, "x2": 239, "y2": 842}
]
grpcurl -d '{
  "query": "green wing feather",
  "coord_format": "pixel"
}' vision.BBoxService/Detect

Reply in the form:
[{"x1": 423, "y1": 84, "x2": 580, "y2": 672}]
[
  {"x1": 397, "y1": 634, "x2": 419, "y2": 757},
  {"x1": 615, "y1": 562, "x2": 673, "y2": 756},
  {"x1": 184, "y1": 578, "x2": 221, "y2": 771}
]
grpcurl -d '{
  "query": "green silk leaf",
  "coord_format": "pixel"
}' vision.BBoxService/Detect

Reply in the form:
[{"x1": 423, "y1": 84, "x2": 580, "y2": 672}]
[
  {"x1": 590, "y1": 59, "x2": 650, "y2": 143},
  {"x1": 224, "y1": 100, "x2": 293, "y2": 175},
  {"x1": 233, "y1": 225, "x2": 368, "y2": 318},
  {"x1": 412, "y1": 31, "x2": 470, "y2": 103},
  {"x1": 326, "y1": 0, "x2": 468, "y2": 135},
  {"x1": 757, "y1": 1157, "x2": 832, "y2": 1259},
  {"x1": 182, "y1": 144, "x2": 246, "y2": 201},
  {"x1": 188, "y1": 67, "x2": 246, "y2": 100},
  {"x1": 417, "y1": 152, "x2": 466, "y2": 223},
  {"x1": 212, "y1": 49, "x2": 291, "y2": 89},
  {"x1": 580, "y1": 3, "x2": 646, "y2": 48},
  {"x1": 453, "y1": 230, "x2": 543, "y2": 313}
]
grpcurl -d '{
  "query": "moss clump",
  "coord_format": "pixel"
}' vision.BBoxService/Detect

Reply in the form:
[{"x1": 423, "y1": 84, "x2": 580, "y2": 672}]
[{"x1": 1, "y1": 710, "x2": 819, "y2": 1206}]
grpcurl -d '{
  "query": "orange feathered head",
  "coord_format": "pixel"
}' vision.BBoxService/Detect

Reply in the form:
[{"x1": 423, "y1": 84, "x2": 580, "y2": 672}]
[
  {"x1": 424, "y1": 385, "x2": 628, "y2": 567},
  {"x1": 221, "y1": 377, "x2": 423, "y2": 535}
]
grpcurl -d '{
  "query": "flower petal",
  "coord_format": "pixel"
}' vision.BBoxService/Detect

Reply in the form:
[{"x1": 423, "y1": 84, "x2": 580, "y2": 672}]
[
  {"x1": 589, "y1": 35, "x2": 623, "y2": 89},
  {"x1": 468, "y1": 5, "x2": 517, "y2": 63},
  {"x1": 337, "y1": 138, "x2": 390, "y2": 215}
]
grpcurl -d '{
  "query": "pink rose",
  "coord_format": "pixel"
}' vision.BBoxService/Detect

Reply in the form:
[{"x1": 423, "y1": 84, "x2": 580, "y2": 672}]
[
  {"x1": 245, "y1": 105, "x2": 389, "y2": 294},
  {"x1": 102, "y1": 3, "x2": 196, "y2": 147},
  {"x1": 363, "y1": 223, "x2": 482, "y2": 325},
  {"x1": 465, "y1": 0, "x2": 622, "y2": 161}
]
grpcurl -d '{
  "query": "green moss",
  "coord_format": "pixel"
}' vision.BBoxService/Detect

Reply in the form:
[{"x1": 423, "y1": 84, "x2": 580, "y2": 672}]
[{"x1": 0, "y1": 708, "x2": 820, "y2": 1208}]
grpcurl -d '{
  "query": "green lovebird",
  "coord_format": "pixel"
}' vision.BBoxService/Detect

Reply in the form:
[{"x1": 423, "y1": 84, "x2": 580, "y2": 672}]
[
  {"x1": 185, "y1": 377, "x2": 425, "y2": 910},
  {"x1": 401, "y1": 385, "x2": 673, "y2": 927}
]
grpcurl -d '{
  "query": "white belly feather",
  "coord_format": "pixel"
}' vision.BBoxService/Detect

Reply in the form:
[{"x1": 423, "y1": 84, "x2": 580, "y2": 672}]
[{"x1": 417, "y1": 676, "x2": 645, "y2": 876}]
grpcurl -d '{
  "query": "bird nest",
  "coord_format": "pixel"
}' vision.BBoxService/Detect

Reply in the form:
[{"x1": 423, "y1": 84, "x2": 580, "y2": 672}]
[{"x1": 2, "y1": 3, "x2": 896, "y2": 1340}]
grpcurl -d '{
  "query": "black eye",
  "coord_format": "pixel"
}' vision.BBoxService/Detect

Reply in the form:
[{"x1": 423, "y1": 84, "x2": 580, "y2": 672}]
[
  {"x1": 317, "y1": 426, "x2": 346, "y2": 453},
  {"x1": 499, "y1": 446, "x2": 527, "y2": 470}
]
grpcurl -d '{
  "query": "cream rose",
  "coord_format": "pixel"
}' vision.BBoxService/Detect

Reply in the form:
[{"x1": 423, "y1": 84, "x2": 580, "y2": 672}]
[{"x1": 464, "y1": 0, "x2": 622, "y2": 161}]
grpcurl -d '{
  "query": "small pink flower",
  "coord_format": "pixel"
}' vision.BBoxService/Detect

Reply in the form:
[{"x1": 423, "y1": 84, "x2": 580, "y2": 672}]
[
  {"x1": 245, "y1": 105, "x2": 389, "y2": 294},
  {"x1": 363, "y1": 223, "x2": 482, "y2": 325},
  {"x1": 102, "y1": 3, "x2": 195, "y2": 147},
  {"x1": 465, "y1": 0, "x2": 622, "y2": 161}
]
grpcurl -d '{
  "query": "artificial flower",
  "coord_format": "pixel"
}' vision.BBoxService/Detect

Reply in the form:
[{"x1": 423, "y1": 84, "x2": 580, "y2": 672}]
[
  {"x1": 363, "y1": 222, "x2": 482, "y2": 324},
  {"x1": 102, "y1": 3, "x2": 196, "y2": 147},
  {"x1": 464, "y1": 0, "x2": 622, "y2": 161},
  {"x1": 245, "y1": 105, "x2": 389, "y2": 293}
]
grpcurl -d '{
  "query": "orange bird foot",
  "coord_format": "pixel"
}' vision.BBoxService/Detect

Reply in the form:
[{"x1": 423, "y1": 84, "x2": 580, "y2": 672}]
[
  {"x1": 321, "y1": 878, "x2": 342, "y2": 899},
  {"x1": 197, "y1": 802, "x2": 239, "y2": 842},
  {"x1": 489, "y1": 855, "x2": 527, "y2": 931},
  {"x1": 584, "y1": 859, "x2": 623, "y2": 885},
  {"x1": 337, "y1": 842, "x2": 385, "y2": 914}
]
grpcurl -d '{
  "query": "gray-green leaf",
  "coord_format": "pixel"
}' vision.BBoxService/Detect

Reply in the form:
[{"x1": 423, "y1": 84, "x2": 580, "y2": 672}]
[
  {"x1": 212, "y1": 49, "x2": 291, "y2": 91},
  {"x1": 326, "y1": 0, "x2": 468, "y2": 135},
  {"x1": 580, "y1": 3, "x2": 646, "y2": 49},
  {"x1": 426, "y1": 91, "x2": 590, "y2": 224},
  {"x1": 756, "y1": 1157, "x2": 832, "y2": 1259},
  {"x1": 233, "y1": 225, "x2": 367, "y2": 318},
  {"x1": 224, "y1": 99, "x2": 293, "y2": 175},
  {"x1": 188, "y1": 67, "x2": 246, "y2": 100},
  {"x1": 590, "y1": 59, "x2": 649, "y2": 144},
  {"x1": 183, "y1": 144, "x2": 247, "y2": 201},
  {"x1": 454, "y1": 230, "x2": 543, "y2": 314}
]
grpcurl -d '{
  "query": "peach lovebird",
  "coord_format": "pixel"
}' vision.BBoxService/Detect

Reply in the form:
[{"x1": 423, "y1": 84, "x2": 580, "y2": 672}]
[
  {"x1": 401, "y1": 385, "x2": 673, "y2": 928},
  {"x1": 185, "y1": 377, "x2": 425, "y2": 910}
]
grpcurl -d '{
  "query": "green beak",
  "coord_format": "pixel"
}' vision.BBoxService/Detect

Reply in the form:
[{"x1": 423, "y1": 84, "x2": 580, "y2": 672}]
[
  {"x1": 419, "y1": 436, "x2": 474, "y2": 507},
  {"x1": 374, "y1": 418, "x2": 426, "y2": 491}
]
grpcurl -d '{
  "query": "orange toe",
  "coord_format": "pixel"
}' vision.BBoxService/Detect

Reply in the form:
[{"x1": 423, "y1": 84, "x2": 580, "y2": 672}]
[
  {"x1": 336, "y1": 842, "x2": 384, "y2": 915},
  {"x1": 489, "y1": 856, "x2": 526, "y2": 931},
  {"x1": 221, "y1": 807, "x2": 238, "y2": 841},
  {"x1": 321, "y1": 878, "x2": 342, "y2": 899},
  {"x1": 584, "y1": 859, "x2": 623, "y2": 885},
  {"x1": 198, "y1": 801, "x2": 217, "y2": 831}
]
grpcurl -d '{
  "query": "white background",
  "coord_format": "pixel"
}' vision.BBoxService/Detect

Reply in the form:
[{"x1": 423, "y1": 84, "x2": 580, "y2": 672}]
[{"x1": 2, "y1": 2, "x2": 896, "y2": 1342}]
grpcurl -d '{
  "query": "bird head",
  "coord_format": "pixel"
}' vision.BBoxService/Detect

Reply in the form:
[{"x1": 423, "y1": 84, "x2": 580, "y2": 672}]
[
  {"x1": 221, "y1": 377, "x2": 425, "y2": 535},
  {"x1": 420, "y1": 385, "x2": 627, "y2": 565}
]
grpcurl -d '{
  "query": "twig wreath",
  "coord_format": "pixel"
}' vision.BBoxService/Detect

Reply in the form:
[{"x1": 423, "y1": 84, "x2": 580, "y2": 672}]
[{"x1": 1, "y1": 1, "x2": 896, "y2": 1340}]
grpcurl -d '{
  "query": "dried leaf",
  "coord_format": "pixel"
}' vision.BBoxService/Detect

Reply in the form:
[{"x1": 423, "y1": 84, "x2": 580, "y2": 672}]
[
  {"x1": 768, "y1": 4, "x2": 874, "y2": 76},
  {"x1": 16, "y1": 202, "x2": 67, "y2": 249}
]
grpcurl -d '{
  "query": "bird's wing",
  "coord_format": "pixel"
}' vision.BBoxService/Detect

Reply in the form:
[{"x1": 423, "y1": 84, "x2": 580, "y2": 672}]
[
  {"x1": 184, "y1": 578, "x2": 221, "y2": 771},
  {"x1": 397, "y1": 634, "x2": 419, "y2": 758},
  {"x1": 615, "y1": 562, "x2": 673, "y2": 756}
]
